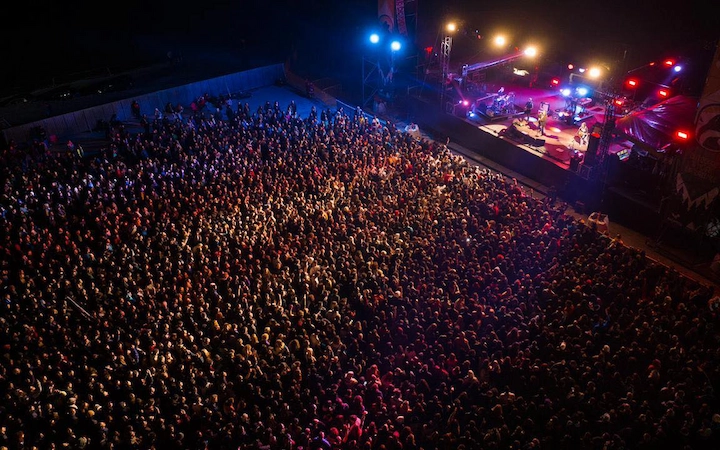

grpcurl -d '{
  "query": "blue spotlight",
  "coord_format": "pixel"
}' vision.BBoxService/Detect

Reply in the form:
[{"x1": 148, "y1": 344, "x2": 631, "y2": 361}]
[
  {"x1": 673, "y1": 65, "x2": 682, "y2": 73},
  {"x1": 561, "y1": 88, "x2": 572, "y2": 97},
  {"x1": 390, "y1": 40, "x2": 402, "y2": 51},
  {"x1": 369, "y1": 33, "x2": 380, "y2": 44},
  {"x1": 576, "y1": 87, "x2": 589, "y2": 97}
]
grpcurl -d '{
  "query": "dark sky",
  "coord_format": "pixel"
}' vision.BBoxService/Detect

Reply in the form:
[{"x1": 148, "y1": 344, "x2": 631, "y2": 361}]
[{"x1": 1, "y1": 0, "x2": 717, "y2": 97}]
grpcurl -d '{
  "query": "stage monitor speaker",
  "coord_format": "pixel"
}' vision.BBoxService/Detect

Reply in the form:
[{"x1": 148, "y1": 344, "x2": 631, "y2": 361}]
[
  {"x1": 584, "y1": 134, "x2": 601, "y2": 166},
  {"x1": 454, "y1": 104, "x2": 469, "y2": 117},
  {"x1": 504, "y1": 124, "x2": 522, "y2": 139},
  {"x1": 529, "y1": 136, "x2": 545, "y2": 147}
]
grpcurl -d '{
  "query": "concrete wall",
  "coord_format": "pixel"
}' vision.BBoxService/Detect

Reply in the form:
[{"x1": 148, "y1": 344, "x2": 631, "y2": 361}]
[{"x1": 2, "y1": 64, "x2": 285, "y2": 145}]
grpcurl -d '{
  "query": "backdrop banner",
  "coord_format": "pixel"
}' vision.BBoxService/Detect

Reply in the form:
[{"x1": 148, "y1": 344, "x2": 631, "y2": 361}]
[{"x1": 378, "y1": 0, "x2": 396, "y2": 33}]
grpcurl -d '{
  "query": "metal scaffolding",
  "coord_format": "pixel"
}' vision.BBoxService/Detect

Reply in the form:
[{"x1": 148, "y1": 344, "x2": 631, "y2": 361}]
[{"x1": 439, "y1": 35, "x2": 452, "y2": 108}]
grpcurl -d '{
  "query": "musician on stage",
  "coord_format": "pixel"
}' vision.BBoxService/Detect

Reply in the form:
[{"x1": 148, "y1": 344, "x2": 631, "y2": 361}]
[
  {"x1": 524, "y1": 98, "x2": 533, "y2": 122},
  {"x1": 537, "y1": 109, "x2": 548, "y2": 136},
  {"x1": 577, "y1": 122, "x2": 589, "y2": 146}
]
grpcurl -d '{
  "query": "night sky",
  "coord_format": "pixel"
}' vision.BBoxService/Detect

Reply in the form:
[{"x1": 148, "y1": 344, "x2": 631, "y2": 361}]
[{"x1": 1, "y1": 0, "x2": 717, "y2": 98}]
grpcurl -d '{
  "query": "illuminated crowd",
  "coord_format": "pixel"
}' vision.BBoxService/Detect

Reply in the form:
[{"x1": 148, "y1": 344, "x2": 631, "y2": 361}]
[{"x1": 1, "y1": 97, "x2": 720, "y2": 450}]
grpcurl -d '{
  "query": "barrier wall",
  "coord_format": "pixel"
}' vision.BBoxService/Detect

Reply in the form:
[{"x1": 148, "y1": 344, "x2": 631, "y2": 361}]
[{"x1": 2, "y1": 64, "x2": 285, "y2": 145}]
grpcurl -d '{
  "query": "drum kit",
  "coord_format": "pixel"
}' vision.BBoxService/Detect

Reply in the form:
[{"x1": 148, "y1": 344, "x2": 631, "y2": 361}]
[{"x1": 487, "y1": 91, "x2": 516, "y2": 117}]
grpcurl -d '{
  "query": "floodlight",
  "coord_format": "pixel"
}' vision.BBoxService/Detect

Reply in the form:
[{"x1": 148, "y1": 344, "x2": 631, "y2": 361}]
[
  {"x1": 673, "y1": 65, "x2": 682, "y2": 72},
  {"x1": 523, "y1": 46, "x2": 538, "y2": 57},
  {"x1": 390, "y1": 40, "x2": 401, "y2": 51},
  {"x1": 561, "y1": 88, "x2": 572, "y2": 97},
  {"x1": 588, "y1": 67, "x2": 601, "y2": 79},
  {"x1": 494, "y1": 35, "x2": 506, "y2": 47},
  {"x1": 576, "y1": 87, "x2": 589, "y2": 97},
  {"x1": 447, "y1": 22, "x2": 457, "y2": 33},
  {"x1": 369, "y1": 33, "x2": 380, "y2": 44}
]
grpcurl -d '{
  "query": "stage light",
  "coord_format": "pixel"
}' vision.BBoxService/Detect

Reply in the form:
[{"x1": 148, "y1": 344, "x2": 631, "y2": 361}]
[
  {"x1": 390, "y1": 40, "x2": 401, "y2": 51},
  {"x1": 447, "y1": 22, "x2": 457, "y2": 33},
  {"x1": 674, "y1": 65, "x2": 682, "y2": 72},
  {"x1": 676, "y1": 130, "x2": 689, "y2": 140},
  {"x1": 576, "y1": 87, "x2": 589, "y2": 97},
  {"x1": 494, "y1": 35, "x2": 506, "y2": 47},
  {"x1": 567, "y1": 64, "x2": 574, "y2": 70},
  {"x1": 658, "y1": 89, "x2": 669, "y2": 98},
  {"x1": 614, "y1": 98, "x2": 625, "y2": 107},
  {"x1": 561, "y1": 88, "x2": 572, "y2": 97},
  {"x1": 463, "y1": 100, "x2": 469, "y2": 106},
  {"x1": 588, "y1": 67, "x2": 601, "y2": 79},
  {"x1": 664, "y1": 59, "x2": 674, "y2": 67},
  {"x1": 578, "y1": 68, "x2": 586, "y2": 73},
  {"x1": 626, "y1": 79, "x2": 638, "y2": 88},
  {"x1": 523, "y1": 46, "x2": 538, "y2": 57},
  {"x1": 369, "y1": 33, "x2": 380, "y2": 44},
  {"x1": 551, "y1": 78, "x2": 560, "y2": 86}
]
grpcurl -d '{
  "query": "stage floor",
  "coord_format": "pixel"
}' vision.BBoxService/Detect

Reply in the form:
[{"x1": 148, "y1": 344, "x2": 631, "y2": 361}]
[{"x1": 463, "y1": 82, "x2": 634, "y2": 170}]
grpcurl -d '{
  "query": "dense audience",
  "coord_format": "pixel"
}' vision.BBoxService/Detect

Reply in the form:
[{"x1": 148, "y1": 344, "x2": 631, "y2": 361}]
[{"x1": 2, "y1": 96, "x2": 720, "y2": 450}]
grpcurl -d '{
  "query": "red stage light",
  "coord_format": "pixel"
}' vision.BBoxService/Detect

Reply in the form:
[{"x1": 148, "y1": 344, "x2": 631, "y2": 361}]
[
  {"x1": 626, "y1": 79, "x2": 638, "y2": 87},
  {"x1": 658, "y1": 89, "x2": 669, "y2": 98},
  {"x1": 551, "y1": 78, "x2": 560, "y2": 86},
  {"x1": 664, "y1": 59, "x2": 674, "y2": 67},
  {"x1": 614, "y1": 99, "x2": 624, "y2": 107},
  {"x1": 676, "y1": 130, "x2": 689, "y2": 140}
]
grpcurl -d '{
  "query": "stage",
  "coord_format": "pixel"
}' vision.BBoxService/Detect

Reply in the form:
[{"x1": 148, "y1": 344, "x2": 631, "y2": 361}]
[
  {"x1": 406, "y1": 81, "x2": 644, "y2": 211},
  {"x1": 463, "y1": 82, "x2": 635, "y2": 170}
]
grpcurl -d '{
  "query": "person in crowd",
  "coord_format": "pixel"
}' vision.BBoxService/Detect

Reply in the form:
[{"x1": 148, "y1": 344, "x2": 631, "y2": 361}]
[
  {"x1": 0, "y1": 95, "x2": 718, "y2": 450},
  {"x1": 131, "y1": 100, "x2": 141, "y2": 119}
]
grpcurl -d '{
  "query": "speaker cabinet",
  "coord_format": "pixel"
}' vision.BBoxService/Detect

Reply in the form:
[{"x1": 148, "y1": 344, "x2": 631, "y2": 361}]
[
  {"x1": 529, "y1": 136, "x2": 545, "y2": 147},
  {"x1": 584, "y1": 134, "x2": 601, "y2": 166}
]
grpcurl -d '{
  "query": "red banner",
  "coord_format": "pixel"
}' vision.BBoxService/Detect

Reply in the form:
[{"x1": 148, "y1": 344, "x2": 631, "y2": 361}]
[{"x1": 696, "y1": 41, "x2": 720, "y2": 152}]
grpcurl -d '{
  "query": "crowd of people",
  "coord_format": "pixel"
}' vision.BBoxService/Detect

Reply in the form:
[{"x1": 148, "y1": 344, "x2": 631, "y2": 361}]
[{"x1": 2, "y1": 95, "x2": 720, "y2": 450}]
